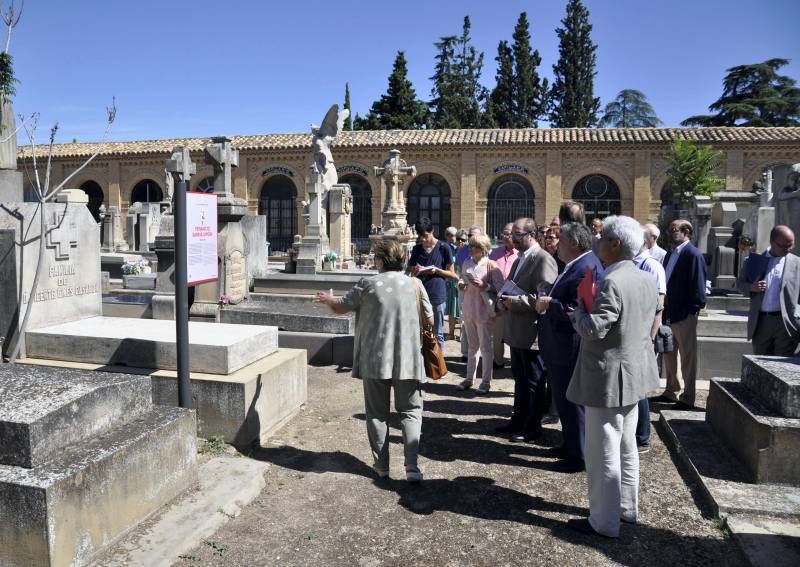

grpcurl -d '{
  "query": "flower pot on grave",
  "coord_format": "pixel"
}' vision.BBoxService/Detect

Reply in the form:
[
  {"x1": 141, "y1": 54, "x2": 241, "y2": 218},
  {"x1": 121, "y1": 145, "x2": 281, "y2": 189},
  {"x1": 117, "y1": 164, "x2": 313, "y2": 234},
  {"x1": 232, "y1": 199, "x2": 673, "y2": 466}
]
[{"x1": 322, "y1": 260, "x2": 334, "y2": 271}]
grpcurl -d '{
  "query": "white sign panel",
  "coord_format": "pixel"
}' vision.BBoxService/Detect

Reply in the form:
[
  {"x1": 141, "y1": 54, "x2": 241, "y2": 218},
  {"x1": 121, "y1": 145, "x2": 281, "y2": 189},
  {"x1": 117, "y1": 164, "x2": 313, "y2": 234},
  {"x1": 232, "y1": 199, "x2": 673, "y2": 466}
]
[{"x1": 186, "y1": 192, "x2": 218, "y2": 285}]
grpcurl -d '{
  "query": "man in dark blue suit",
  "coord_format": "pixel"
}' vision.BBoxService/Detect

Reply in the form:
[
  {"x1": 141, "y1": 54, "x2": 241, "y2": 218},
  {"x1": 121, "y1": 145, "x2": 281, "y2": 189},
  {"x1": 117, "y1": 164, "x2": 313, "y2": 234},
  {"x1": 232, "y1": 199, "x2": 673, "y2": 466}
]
[
  {"x1": 659, "y1": 219, "x2": 707, "y2": 410},
  {"x1": 537, "y1": 222, "x2": 603, "y2": 472}
]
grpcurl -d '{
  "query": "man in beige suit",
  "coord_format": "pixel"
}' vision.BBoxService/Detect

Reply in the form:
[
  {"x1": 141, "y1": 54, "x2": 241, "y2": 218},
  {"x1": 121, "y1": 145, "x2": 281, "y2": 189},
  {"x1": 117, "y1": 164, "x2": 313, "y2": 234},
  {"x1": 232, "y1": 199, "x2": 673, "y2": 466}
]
[
  {"x1": 565, "y1": 216, "x2": 660, "y2": 538},
  {"x1": 495, "y1": 217, "x2": 558, "y2": 442}
]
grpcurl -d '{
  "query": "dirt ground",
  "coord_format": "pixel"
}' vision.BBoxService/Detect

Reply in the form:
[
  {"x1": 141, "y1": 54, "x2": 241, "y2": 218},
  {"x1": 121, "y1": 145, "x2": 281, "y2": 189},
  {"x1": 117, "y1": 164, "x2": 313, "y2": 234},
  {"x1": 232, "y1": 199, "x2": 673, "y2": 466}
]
[{"x1": 179, "y1": 341, "x2": 746, "y2": 567}]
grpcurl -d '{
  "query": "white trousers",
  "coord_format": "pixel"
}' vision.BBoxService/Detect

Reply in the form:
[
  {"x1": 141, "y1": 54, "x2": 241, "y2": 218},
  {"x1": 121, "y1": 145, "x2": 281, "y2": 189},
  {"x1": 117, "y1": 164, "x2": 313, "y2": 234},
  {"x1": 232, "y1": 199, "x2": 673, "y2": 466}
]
[
  {"x1": 584, "y1": 404, "x2": 639, "y2": 537},
  {"x1": 463, "y1": 316, "x2": 494, "y2": 384}
]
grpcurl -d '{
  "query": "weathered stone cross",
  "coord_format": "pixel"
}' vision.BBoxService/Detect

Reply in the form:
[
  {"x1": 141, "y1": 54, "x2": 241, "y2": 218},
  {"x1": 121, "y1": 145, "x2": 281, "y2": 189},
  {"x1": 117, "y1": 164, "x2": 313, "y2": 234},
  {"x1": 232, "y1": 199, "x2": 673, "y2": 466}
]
[
  {"x1": 166, "y1": 146, "x2": 197, "y2": 186},
  {"x1": 374, "y1": 149, "x2": 416, "y2": 212},
  {"x1": 204, "y1": 136, "x2": 239, "y2": 196},
  {"x1": 46, "y1": 211, "x2": 78, "y2": 261}
]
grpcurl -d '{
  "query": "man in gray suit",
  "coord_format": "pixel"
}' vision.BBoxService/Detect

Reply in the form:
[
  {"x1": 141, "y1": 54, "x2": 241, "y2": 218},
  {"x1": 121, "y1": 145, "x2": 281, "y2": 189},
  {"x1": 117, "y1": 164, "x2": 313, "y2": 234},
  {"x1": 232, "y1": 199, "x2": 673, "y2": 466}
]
[
  {"x1": 495, "y1": 217, "x2": 558, "y2": 442},
  {"x1": 565, "y1": 216, "x2": 660, "y2": 538},
  {"x1": 736, "y1": 225, "x2": 800, "y2": 356}
]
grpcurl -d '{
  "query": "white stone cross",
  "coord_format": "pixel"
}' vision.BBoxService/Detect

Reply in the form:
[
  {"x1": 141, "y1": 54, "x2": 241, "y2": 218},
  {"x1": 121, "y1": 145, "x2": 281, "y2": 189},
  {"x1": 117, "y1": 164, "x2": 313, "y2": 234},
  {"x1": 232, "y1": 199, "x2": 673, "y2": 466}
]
[{"x1": 46, "y1": 211, "x2": 78, "y2": 261}]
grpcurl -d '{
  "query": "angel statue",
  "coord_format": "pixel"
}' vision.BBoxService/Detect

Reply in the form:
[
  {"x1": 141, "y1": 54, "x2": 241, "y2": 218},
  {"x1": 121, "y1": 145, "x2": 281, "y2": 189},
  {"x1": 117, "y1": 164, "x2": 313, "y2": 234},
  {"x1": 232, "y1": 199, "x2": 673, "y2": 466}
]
[{"x1": 311, "y1": 104, "x2": 349, "y2": 194}]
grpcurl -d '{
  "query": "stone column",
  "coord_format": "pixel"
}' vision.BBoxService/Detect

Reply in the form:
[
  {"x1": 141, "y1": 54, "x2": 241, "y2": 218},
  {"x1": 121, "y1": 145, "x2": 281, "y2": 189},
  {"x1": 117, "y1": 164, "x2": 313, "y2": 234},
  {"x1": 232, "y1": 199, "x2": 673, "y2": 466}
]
[
  {"x1": 725, "y1": 149, "x2": 744, "y2": 192},
  {"x1": 633, "y1": 151, "x2": 651, "y2": 222},
  {"x1": 328, "y1": 184, "x2": 353, "y2": 268},
  {"x1": 233, "y1": 154, "x2": 248, "y2": 202},
  {"x1": 459, "y1": 151, "x2": 477, "y2": 227},
  {"x1": 107, "y1": 161, "x2": 122, "y2": 209},
  {"x1": 545, "y1": 151, "x2": 562, "y2": 224}
]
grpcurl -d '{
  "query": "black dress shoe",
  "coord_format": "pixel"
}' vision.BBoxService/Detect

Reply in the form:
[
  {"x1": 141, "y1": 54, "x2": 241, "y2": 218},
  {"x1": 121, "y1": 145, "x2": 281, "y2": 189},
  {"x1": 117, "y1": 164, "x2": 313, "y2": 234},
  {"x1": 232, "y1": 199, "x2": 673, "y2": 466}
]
[
  {"x1": 510, "y1": 429, "x2": 542, "y2": 443},
  {"x1": 673, "y1": 401, "x2": 697, "y2": 411},
  {"x1": 493, "y1": 362, "x2": 505, "y2": 369},
  {"x1": 543, "y1": 446, "x2": 568, "y2": 458},
  {"x1": 566, "y1": 518, "x2": 614, "y2": 538},
  {"x1": 495, "y1": 423, "x2": 521, "y2": 434},
  {"x1": 552, "y1": 458, "x2": 585, "y2": 473},
  {"x1": 541, "y1": 414, "x2": 560, "y2": 425},
  {"x1": 649, "y1": 393, "x2": 678, "y2": 404}
]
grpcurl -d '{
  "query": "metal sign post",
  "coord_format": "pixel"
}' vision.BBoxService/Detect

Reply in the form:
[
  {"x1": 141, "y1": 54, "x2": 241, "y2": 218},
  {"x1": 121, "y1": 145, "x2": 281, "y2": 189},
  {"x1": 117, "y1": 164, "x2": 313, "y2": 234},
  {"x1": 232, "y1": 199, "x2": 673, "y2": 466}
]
[{"x1": 166, "y1": 147, "x2": 196, "y2": 409}]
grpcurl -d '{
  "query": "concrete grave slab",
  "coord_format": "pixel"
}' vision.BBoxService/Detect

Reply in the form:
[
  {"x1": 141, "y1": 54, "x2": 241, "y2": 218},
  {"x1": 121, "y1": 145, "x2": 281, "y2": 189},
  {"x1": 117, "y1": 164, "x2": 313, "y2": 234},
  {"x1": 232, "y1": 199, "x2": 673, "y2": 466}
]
[
  {"x1": 0, "y1": 365, "x2": 151, "y2": 468},
  {"x1": 25, "y1": 316, "x2": 278, "y2": 375},
  {"x1": 741, "y1": 355, "x2": 800, "y2": 418}
]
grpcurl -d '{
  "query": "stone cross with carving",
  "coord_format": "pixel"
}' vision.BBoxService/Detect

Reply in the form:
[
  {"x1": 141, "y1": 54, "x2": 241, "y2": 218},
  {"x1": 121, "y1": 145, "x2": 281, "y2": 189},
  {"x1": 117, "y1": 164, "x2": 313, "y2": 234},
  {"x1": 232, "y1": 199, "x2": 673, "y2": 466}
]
[
  {"x1": 46, "y1": 211, "x2": 78, "y2": 261},
  {"x1": 166, "y1": 146, "x2": 197, "y2": 187},
  {"x1": 204, "y1": 136, "x2": 239, "y2": 196},
  {"x1": 374, "y1": 149, "x2": 416, "y2": 232}
]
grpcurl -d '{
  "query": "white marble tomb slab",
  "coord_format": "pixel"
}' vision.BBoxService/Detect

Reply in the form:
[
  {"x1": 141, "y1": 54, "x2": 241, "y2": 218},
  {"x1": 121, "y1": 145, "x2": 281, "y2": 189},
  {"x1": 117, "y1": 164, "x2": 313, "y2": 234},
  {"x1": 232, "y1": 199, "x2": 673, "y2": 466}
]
[{"x1": 25, "y1": 316, "x2": 278, "y2": 375}]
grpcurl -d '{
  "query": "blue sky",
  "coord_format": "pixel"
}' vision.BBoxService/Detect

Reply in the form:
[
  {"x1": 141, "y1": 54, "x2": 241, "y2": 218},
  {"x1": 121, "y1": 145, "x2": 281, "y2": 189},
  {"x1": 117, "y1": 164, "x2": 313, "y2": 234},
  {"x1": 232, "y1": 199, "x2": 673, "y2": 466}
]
[{"x1": 10, "y1": 0, "x2": 800, "y2": 143}]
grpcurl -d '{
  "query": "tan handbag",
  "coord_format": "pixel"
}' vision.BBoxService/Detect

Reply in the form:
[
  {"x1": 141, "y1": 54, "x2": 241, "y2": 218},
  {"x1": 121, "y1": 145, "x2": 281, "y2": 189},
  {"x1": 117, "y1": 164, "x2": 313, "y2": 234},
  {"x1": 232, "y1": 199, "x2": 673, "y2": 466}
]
[{"x1": 414, "y1": 281, "x2": 448, "y2": 380}]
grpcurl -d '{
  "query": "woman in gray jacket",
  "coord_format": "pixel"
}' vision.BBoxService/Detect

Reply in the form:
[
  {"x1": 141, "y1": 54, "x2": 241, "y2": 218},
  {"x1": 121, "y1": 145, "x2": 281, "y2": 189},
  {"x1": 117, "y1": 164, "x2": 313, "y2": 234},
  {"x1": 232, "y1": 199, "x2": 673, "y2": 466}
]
[{"x1": 316, "y1": 239, "x2": 433, "y2": 482}]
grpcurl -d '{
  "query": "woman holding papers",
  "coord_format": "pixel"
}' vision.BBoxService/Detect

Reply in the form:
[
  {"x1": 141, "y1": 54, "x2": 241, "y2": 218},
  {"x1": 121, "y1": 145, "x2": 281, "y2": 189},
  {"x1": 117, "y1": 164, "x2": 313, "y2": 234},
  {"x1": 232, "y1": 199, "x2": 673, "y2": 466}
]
[{"x1": 456, "y1": 234, "x2": 504, "y2": 393}]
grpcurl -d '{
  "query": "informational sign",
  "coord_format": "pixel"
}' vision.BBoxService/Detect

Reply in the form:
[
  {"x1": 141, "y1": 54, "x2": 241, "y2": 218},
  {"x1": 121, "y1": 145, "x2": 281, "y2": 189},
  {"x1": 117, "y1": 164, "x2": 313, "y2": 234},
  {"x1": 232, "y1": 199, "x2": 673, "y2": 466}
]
[{"x1": 186, "y1": 192, "x2": 218, "y2": 285}]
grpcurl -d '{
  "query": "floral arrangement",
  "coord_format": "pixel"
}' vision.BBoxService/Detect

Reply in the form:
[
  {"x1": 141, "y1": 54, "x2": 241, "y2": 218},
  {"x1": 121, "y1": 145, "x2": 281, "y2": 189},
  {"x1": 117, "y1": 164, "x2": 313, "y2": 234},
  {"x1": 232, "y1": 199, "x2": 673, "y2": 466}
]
[
  {"x1": 324, "y1": 250, "x2": 339, "y2": 263},
  {"x1": 219, "y1": 294, "x2": 230, "y2": 305},
  {"x1": 121, "y1": 258, "x2": 151, "y2": 275}
]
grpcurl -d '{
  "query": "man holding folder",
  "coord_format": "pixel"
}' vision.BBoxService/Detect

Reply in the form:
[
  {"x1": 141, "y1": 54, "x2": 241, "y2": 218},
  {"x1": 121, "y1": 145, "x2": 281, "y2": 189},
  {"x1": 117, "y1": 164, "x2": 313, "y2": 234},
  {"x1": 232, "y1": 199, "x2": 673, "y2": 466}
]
[{"x1": 737, "y1": 225, "x2": 800, "y2": 356}]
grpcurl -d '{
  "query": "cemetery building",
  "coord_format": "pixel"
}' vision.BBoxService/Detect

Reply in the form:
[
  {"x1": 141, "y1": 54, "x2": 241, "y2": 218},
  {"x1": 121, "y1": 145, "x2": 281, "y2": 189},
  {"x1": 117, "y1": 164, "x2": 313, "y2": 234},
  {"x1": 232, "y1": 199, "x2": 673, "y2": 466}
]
[{"x1": 19, "y1": 127, "x2": 800, "y2": 252}]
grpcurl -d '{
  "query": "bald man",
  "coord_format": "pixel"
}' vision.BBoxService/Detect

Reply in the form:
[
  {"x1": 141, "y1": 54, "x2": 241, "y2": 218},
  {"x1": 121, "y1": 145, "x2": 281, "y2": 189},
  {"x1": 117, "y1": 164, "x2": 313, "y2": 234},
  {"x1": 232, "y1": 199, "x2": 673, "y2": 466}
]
[{"x1": 737, "y1": 225, "x2": 800, "y2": 356}]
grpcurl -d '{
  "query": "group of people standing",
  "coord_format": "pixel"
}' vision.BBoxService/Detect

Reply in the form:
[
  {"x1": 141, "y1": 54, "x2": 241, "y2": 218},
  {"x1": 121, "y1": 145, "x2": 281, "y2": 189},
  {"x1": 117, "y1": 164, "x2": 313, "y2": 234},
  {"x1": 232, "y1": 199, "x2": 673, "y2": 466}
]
[{"x1": 316, "y1": 204, "x2": 800, "y2": 540}]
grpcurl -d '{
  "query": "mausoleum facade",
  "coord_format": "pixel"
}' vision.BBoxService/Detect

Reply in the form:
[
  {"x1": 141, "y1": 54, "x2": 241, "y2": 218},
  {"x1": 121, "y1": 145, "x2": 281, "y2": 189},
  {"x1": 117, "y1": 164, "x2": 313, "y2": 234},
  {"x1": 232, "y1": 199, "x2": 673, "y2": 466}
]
[{"x1": 19, "y1": 127, "x2": 800, "y2": 251}]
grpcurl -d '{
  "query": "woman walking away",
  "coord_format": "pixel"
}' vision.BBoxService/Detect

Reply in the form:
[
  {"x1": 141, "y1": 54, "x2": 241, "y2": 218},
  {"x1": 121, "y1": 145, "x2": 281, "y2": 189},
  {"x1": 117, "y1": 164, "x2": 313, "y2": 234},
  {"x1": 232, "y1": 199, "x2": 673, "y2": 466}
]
[
  {"x1": 315, "y1": 239, "x2": 432, "y2": 483},
  {"x1": 457, "y1": 234, "x2": 504, "y2": 394}
]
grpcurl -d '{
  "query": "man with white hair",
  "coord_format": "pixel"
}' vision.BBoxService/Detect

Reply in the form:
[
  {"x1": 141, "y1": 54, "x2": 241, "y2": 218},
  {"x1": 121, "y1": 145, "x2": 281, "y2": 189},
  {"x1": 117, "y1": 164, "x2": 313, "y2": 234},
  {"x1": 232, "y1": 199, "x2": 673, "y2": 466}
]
[
  {"x1": 643, "y1": 223, "x2": 666, "y2": 263},
  {"x1": 566, "y1": 215, "x2": 660, "y2": 538}
]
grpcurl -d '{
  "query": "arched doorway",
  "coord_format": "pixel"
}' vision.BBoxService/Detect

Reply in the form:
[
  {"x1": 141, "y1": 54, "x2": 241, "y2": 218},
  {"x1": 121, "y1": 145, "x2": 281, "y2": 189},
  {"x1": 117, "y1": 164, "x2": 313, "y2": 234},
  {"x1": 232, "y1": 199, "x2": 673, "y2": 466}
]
[
  {"x1": 258, "y1": 175, "x2": 297, "y2": 252},
  {"x1": 339, "y1": 173, "x2": 372, "y2": 252},
  {"x1": 407, "y1": 173, "x2": 451, "y2": 238},
  {"x1": 571, "y1": 174, "x2": 621, "y2": 222},
  {"x1": 79, "y1": 180, "x2": 104, "y2": 221},
  {"x1": 487, "y1": 174, "x2": 535, "y2": 239},
  {"x1": 196, "y1": 176, "x2": 215, "y2": 193},
  {"x1": 130, "y1": 179, "x2": 163, "y2": 203}
]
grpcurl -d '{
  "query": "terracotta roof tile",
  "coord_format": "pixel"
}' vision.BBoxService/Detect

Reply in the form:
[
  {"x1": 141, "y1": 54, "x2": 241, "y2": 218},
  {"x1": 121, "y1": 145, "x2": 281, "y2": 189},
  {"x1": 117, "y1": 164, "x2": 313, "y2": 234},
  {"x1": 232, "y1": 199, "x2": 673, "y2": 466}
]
[{"x1": 17, "y1": 127, "x2": 800, "y2": 160}]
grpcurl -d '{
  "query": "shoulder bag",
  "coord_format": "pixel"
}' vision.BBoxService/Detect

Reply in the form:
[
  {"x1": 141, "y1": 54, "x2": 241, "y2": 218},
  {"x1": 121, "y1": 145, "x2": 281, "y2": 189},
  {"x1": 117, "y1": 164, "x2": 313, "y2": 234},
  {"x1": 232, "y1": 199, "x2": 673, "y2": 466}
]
[{"x1": 414, "y1": 280, "x2": 448, "y2": 380}]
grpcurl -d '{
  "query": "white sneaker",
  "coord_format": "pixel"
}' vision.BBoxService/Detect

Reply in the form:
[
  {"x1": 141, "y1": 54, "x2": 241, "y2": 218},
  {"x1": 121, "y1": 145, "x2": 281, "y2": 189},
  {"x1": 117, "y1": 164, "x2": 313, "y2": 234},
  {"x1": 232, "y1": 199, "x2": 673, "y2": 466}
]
[
  {"x1": 456, "y1": 379, "x2": 473, "y2": 391},
  {"x1": 476, "y1": 381, "x2": 491, "y2": 394}
]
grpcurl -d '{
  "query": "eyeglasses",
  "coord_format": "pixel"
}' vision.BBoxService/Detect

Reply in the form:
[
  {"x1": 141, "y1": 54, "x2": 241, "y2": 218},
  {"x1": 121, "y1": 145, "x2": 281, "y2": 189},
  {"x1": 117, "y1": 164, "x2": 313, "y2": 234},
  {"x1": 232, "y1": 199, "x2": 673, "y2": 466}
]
[
  {"x1": 458, "y1": 238, "x2": 467, "y2": 243},
  {"x1": 544, "y1": 235, "x2": 557, "y2": 241},
  {"x1": 501, "y1": 231, "x2": 512, "y2": 237},
  {"x1": 511, "y1": 231, "x2": 531, "y2": 238}
]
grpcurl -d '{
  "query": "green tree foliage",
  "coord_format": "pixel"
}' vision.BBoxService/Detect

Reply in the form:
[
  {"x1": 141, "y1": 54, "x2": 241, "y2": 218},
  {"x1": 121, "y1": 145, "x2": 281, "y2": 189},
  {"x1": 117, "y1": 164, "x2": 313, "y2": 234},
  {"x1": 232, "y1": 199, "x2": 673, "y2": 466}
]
[
  {"x1": 512, "y1": 12, "x2": 548, "y2": 127},
  {"x1": 665, "y1": 139, "x2": 725, "y2": 205},
  {"x1": 599, "y1": 89, "x2": 661, "y2": 127},
  {"x1": 548, "y1": 0, "x2": 600, "y2": 127},
  {"x1": 428, "y1": 16, "x2": 491, "y2": 129},
  {"x1": 343, "y1": 82, "x2": 353, "y2": 130},
  {"x1": 0, "y1": 52, "x2": 17, "y2": 102},
  {"x1": 681, "y1": 58, "x2": 800, "y2": 127},
  {"x1": 360, "y1": 51, "x2": 426, "y2": 130},
  {"x1": 488, "y1": 41, "x2": 514, "y2": 127}
]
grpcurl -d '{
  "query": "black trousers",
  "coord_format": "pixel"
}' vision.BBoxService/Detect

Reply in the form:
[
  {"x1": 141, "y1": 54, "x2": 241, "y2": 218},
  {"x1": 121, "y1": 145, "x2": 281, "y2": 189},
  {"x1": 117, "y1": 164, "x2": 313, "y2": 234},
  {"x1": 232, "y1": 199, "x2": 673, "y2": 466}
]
[
  {"x1": 549, "y1": 363, "x2": 585, "y2": 461},
  {"x1": 509, "y1": 347, "x2": 547, "y2": 435},
  {"x1": 753, "y1": 312, "x2": 800, "y2": 356}
]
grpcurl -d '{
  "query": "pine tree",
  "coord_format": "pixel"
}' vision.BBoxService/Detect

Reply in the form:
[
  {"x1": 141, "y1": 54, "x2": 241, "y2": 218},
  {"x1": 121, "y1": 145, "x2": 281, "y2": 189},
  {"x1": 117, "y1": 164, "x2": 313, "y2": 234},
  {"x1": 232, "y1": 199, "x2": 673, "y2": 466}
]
[
  {"x1": 343, "y1": 82, "x2": 353, "y2": 130},
  {"x1": 549, "y1": 0, "x2": 600, "y2": 127},
  {"x1": 489, "y1": 40, "x2": 515, "y2": 127},
  {"x1": 599, "y1": 89, "x2": 661, "y2": 127},
  {"x1": 428, "y1": 16, "x2": 490, "y2": 128},
  {"x1": 681, "y1": 58, "x2": 800, "y2": 127},
  {"x1": 362, "y1": 51, "x2": 426, "y2": 130},
  {"x1": 512, "y1": 12, "x2": 548, "y2": 127}
]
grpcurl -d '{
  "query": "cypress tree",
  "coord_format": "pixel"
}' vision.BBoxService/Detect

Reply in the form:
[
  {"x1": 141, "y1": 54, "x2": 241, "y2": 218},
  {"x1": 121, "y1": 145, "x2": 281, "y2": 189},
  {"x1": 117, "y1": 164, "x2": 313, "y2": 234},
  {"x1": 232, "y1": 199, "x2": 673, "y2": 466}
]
[
  {"x1": 343, "y1": 82, "x2": 353, "y2": 130},
  {"x1": 363, "y1": 51, "x2": 426, "y2": 130},
  {"x1": 512, "y1": 12, "x2": 548, "y2": 127},
  {"x1": 549, "y1": 0, "x2": 600, "y2": 127},
  {"x1": 489, "y1": 41, "x2": 514, "y2": 128},
  {"x1": 429, "y1": 16, "x2": 490, "y2": 128}
]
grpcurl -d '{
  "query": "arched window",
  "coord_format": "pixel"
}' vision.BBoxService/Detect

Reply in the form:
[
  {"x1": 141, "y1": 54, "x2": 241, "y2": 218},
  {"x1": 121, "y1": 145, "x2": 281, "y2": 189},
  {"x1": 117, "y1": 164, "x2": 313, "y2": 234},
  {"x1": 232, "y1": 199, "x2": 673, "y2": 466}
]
[
  {"x1": 339, "y1": 173, "x2": 372, "y2": 252},
  {"x1": 407, "y1": 173, "x2": 451, "y2": 238},
  {"x1": 79, "y1": 180, "x2": 104, "y2": 221},
  {"x1": 487, "y1": 174, "x2": 535, "y2": 239},
  {"x1": 258, "y1": 175, "x2": 297, "y2": 252},
  {"x1": 130, "y1": 179, "x2": 163, "y2": 203},
  {"x1": 196, "y1": 176, "x2": 215, "y2": 193},
  {"x1": 572, "y1": 174, "x2": 621, "y2": 221}
]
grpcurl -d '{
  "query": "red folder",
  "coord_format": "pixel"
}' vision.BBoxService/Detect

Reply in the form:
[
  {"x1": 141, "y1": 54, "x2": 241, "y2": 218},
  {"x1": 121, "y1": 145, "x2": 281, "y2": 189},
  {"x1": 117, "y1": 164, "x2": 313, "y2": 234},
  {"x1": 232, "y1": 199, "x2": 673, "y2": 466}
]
[{"x1": 577, "y1": 266, "x2": 597, "y2": 311}]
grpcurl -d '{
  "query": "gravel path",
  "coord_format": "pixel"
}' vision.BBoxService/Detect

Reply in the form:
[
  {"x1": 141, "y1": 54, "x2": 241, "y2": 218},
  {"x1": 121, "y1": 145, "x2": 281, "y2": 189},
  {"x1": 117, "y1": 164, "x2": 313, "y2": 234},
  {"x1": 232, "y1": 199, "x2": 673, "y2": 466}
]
[{"x1": 180, "y1": 342, "x2": 746, "y2": 566}]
